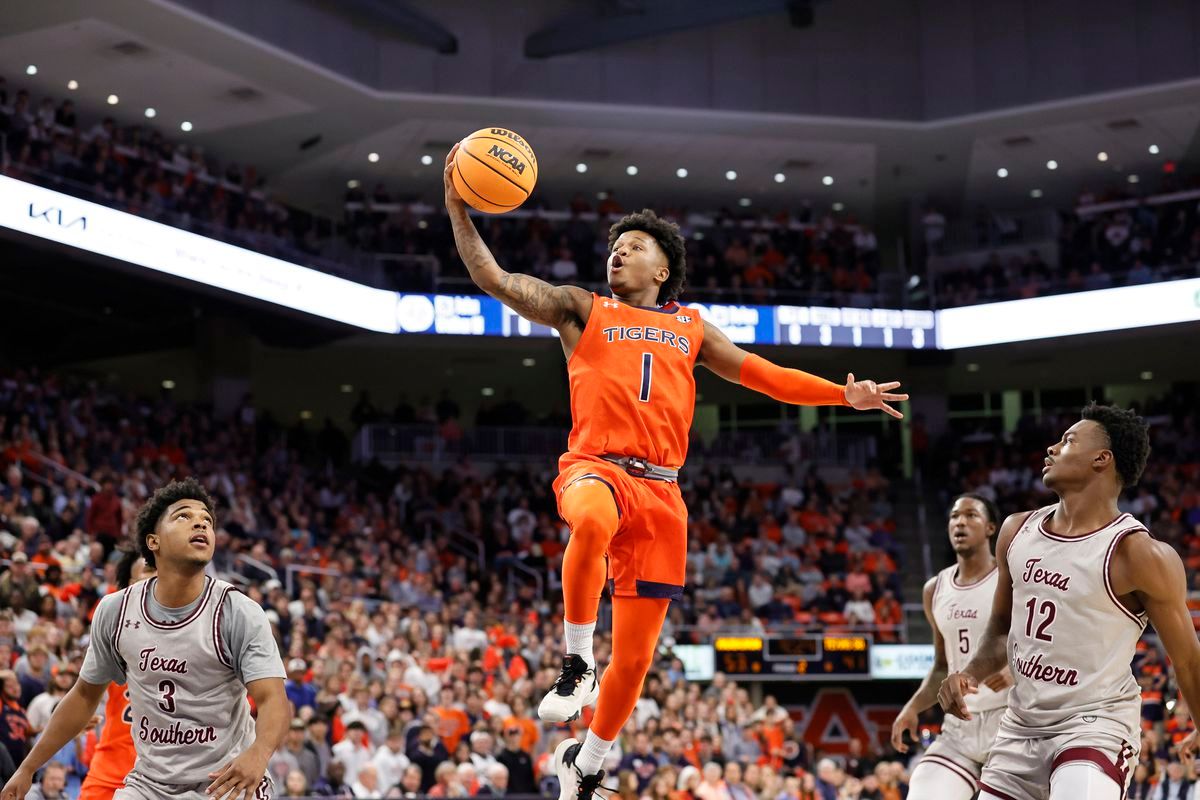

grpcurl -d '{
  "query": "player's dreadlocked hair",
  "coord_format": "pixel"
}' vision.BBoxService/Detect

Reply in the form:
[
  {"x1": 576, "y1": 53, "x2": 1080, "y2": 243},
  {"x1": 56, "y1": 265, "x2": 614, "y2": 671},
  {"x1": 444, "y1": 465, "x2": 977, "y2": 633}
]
[
  {"x1": 134, "y1": 477, "x2": 215, "y2": 569},
  {"x1": 1081, "y1": 403, "x2": 1151, "y2": 488},
  {"x1": 952, "y1": 493, "x2": 1002, "y2": 529},
  {"x1": 608, "y1": 209, "x2": 687, "y2": 305}
]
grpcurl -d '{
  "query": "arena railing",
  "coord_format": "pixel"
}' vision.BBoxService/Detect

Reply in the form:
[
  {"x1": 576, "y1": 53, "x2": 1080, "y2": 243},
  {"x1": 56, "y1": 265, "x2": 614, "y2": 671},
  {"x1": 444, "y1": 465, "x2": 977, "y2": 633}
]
[{"x1": 20, "y1": 449, "x2": 101, "y2": 493}]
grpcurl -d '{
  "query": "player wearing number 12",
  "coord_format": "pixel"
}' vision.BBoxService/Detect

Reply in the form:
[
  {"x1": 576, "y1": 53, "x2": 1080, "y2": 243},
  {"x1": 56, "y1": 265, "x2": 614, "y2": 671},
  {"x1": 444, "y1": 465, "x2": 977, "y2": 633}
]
[
  {"x1": 1, "y1": 479, "x2": 290, "y2": 800},
  {"x1": 444, "y1": 144, "x2": 908, "y2": 800}
]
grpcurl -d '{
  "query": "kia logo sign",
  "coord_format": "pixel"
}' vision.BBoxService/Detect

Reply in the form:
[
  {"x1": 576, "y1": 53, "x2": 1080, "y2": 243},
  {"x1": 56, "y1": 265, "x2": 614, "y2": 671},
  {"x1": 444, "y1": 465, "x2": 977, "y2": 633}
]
[{"x1": 28, "y1": 203, "x2": 87, "y2": 230}]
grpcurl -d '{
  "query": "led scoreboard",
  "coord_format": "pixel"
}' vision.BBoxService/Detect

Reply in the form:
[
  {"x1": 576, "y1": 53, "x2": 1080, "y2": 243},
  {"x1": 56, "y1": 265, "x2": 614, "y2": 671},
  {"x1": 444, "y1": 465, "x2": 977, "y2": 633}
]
[{"x1": 713, "y1": 635, "x2": 871, "y2": 680}]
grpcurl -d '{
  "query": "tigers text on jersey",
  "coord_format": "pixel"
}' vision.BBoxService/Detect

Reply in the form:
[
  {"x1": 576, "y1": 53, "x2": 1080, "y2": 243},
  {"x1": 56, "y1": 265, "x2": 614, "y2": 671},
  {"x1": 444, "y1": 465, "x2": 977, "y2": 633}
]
[
  {"x1": 113, "y1": 577, "x2": 256, "y2": 785},
  {"x1": 566, "y1": 294, "x2": 704, "y2": 468},
  {"x1": 1003, "y1": 505, "x2": 1147, "y2": 736},
  {"x1": 932, "y1": 563, "x2": 1009, "y2": 713}
]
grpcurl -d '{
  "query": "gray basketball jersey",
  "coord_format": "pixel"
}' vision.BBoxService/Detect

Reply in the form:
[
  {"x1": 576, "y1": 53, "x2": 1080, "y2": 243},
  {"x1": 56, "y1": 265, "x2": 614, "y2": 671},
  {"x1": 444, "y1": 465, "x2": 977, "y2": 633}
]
[
  {"x1": 932, "y1": 563, "x2": 1009, "y2": 713},
  {"x1": 114, "y1": 576, "x2": 256, "y2": 785},
  {"x1": 1003, "y1": 504, "x2": 1147, "y2": 737}
]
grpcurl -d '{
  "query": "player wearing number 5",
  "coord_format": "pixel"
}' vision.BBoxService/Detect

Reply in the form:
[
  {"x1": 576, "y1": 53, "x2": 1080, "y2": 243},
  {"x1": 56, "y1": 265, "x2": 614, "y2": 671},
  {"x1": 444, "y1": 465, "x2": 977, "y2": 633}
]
[
  {"x1": 444, "y1": 145, "x2": 908, "y2": 800},
  {"x1": 1, "y1": 479, "x2": 289, "y2": 800},
  {"x1": 939, "y1": 407, "x2": 1200, "y2": 800}
]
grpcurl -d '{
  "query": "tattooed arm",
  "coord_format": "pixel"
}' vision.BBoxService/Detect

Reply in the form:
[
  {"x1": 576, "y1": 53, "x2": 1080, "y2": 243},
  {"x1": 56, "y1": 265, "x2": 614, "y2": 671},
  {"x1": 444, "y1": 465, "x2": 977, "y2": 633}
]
[{"x1": 444, "y1": 145, "x2": 590, "y2": 332}]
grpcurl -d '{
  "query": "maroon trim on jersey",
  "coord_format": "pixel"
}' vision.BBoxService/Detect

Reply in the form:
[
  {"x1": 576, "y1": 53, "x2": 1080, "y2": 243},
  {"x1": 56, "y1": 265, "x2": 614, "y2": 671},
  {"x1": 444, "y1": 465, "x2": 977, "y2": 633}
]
[
  {"x1": 213, "y1": 586, "x2": 234, "y2": 669},
  {"x1": 1038, "y1": 510, "x2": 1132, "y2": 542},
  {"x1": 979, "y1": 782, "x2": 1021, "y2": 800},
  {"x1": 1104, "y1": 526, "x2": 1150, "y2": 628},
  {"x1": 141, "y1": 576, "x2": 215, "y2": 630},
  {"x1": 112, "y1": 586, "x2": 133, "y2": 656},
  {"x1": 951, "y1": 565, "x2": 998, "y2": 590},
  {"x1": 920, "y1": 754, "x2": 978, "y2": 791},
  {"x1": 1051, "y1": 746, "x2": 1126, "y2": 788}
]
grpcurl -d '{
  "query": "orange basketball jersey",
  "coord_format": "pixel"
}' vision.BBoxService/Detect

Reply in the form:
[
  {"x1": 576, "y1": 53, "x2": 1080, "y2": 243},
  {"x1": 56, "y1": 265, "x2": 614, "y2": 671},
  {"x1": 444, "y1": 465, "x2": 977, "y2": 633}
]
[
  {"x1": 81, "y1": 683, "x2": 135, "y2": 792},
  {"x1": 566, "y1": 295, "x2": 704, "y2": 468}
]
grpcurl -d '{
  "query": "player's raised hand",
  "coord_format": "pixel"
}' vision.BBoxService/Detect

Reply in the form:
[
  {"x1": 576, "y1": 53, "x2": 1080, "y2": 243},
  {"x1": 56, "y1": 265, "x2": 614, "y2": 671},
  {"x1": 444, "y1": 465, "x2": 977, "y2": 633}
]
[
  {"x1": 890, "y1": 706, "x2": 919, "y2": 753},
  {"x1": 0, "y1": 767, "x2": 34, "y2": 800},
  {"x1": 1179, "y1": 729, "x2": 1199, "y2": 764},
  {"x1": 844, "y1": 373, "x2": 908, "y2": 419},
  {"x1": 937, "y1": 671, "x2": 978, "y2": 721},
  {"x1": 982, "y1": 666, "x2": 1014, "y2": 692},
  {"x1": 206, "y1": 747, "x2": 270, "y2": 800},
  {"x1": 444, "y1": 142, "x2": 463, "y2": 208}
]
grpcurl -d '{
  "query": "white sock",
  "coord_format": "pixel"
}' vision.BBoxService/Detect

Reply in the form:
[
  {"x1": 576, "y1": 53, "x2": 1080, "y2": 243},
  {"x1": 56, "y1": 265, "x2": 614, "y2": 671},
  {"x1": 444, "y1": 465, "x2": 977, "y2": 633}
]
[
  {"x1": 574, "y1": 729, "x2": 613, "y2": 776},
  {"x1": 564, "y1": 619, "x2": 596, "y2": 668}
]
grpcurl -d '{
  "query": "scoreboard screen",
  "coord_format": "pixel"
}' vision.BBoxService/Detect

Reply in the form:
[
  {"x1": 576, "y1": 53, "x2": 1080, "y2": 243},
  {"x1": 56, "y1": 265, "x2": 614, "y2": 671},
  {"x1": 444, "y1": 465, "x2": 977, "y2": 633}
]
[{"x1": 714, "y1": 635, "x2": 871, "y2": 680}]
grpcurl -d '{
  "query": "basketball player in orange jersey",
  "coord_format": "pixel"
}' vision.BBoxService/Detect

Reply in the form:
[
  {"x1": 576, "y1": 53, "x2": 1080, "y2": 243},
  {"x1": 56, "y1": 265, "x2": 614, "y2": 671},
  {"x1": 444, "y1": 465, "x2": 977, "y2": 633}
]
[
  {"x1": 77, "y1": 550, "x2": 154, "y2": 800},
  {"x1": 444, "y1": 145, "x2": 907, "y2": 800},
  {"x1": 938, "y1": 405, "x2": 1200, "y2": 800}
]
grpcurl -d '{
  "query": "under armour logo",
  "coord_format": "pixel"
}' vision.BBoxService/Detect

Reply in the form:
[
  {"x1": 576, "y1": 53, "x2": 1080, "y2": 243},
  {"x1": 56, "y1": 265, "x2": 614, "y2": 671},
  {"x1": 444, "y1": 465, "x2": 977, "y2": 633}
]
[
  {"x1": 602, "y1": 300, "x2": 619, "y2": 308},
  {"x1": 676, "y1": 315, "x2": 691, "y2": 323},
  {"x1": 124, "y1": 620, "x2": 141, "y2": 630}
]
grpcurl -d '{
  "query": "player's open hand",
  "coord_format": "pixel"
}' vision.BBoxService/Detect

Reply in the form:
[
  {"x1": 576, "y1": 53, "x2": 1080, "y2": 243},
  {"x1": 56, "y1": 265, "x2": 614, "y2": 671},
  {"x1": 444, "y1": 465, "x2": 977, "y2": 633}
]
[
  {"x1": 444, "y1": 143, "x2": 463, "y2": 208},
  {"x1": 937, "y1": 671, "x2": 978, "y2": 721},
  {"x1": 1179, "y1": 729, "x2": 1199, "y2": 764},
  {"x1": 982, "y1": 666, "x2": 1014, "y2": 692},
  {"x1": 843, "y1": 373, "x2": 908, "y2": 419},
  {"x1": 206, "y1": 747, "x2": 270, "y2": 800},
  {"x1": 890, "y1": 706, "x2": 919, "y2": 753},
  {"x1": 0, "y1": 767, "x2": 34, "y2": 800}
]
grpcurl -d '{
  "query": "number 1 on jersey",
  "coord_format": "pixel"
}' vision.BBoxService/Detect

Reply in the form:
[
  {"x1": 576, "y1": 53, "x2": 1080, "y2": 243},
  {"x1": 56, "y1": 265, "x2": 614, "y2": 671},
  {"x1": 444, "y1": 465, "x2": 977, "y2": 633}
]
[{"x1": 639, "y1": 353, "x2": 653, "y2": 402}]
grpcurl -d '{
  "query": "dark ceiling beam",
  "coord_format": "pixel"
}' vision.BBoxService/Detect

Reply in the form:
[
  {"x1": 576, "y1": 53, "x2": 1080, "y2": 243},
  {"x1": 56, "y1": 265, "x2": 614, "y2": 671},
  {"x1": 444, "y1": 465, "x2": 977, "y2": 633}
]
[
  {"x1": 339, "y1": 0, "x2": 458, "y2": 54},
  {"x1": 526, "y1": 0, "x2": 816, "y2": 59}
]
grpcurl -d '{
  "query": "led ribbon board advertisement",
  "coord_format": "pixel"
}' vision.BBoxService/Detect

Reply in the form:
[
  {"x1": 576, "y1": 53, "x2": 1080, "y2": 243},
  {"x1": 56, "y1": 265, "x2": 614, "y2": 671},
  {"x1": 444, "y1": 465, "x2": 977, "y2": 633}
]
[{"x1": 2, "y1": 175, "x2": 1194, "y2": 348}]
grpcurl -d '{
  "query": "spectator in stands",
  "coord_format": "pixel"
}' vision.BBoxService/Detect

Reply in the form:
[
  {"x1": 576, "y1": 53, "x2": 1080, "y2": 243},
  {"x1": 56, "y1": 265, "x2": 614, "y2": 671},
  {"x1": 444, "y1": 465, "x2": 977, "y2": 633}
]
[
  {"x1": 23, "y1": 762, "x2": 67, "y2": 800},
  {"x1": 312, "y1": 759, "x2": 353, "y2": 797}
]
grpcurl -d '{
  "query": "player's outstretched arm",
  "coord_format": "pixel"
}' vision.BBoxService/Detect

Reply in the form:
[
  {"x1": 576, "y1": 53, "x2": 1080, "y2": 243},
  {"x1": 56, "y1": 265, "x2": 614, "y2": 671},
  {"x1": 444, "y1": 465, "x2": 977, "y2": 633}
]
[
  {"x1": 892, "y1": 577, "x2": 946, "y2": 752},
  {"x1": 443, "y1": 145, "x2": 591, "y2": 331},
  {"x1": 1113, "y1": 534, "x2": 1200, "y2": 760},
  {"x1": 938, "y1": 512, "x2": 1021, "y2": 720},
  {"x1": 696, "y1": 321, "x2": 908, "y2": 417},
  {"x1": 0, "y1": 678, "x2": 107, "y2": 800},
  {"x1": 206, "y1": 677, "x2": 289, "y2": 800}
]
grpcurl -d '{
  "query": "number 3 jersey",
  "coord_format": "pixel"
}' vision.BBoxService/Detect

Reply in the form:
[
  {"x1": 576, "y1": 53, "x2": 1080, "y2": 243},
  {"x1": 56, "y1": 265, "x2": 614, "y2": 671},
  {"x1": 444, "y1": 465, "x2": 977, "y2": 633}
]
[
  {"x1": 932, "y1": 563, "x2": 1009, "y2": 713},
  {"x1": 1003, "y1": 504, "x2": 1148, "y2": 737},
  {"x1": 565, "y1": 294, "x2": 705, "y2": 468},
  {"x1": 110, "y1": 576, "x2": 257, "y2": 785}
]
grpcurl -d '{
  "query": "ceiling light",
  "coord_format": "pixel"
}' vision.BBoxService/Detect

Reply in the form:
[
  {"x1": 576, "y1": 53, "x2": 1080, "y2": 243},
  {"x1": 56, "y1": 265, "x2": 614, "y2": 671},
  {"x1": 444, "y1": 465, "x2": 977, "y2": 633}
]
[
  {"x1": 1140, "y1": 371, "x2": 1154, "y2": 381},
  {"x1": 1097, "y1": 152, "x2": 1108, "y2": 162},
  {"x1": 832, "y1": 202, "x2": 845, "y2": 211},
  {"x1": 66, "y1": 80, "x2": 78, "y2": 90},
  {"x1": 107, "y1": 94, "x2": 119, "y2": 105},
  {"x1": 417, "y1": 220, "x2": 428, "y2": 229},
  {"x1": 420, "y1": 154, "x2": 433, "y2": 166},
  {"x1": 774, "y1": 173, "x2": 785, "y2": 183},
  {"x1": 822, "y1": 176, "x2": 834, "y2": 186},
  {"x1": 1046, "y1": 160, "x2": 1058, "y2": 170},
  {"x1": 997, "y1": 168, "x2": 1009, "y2": 178},
  {"x1": 299, "y1": 410, "x2": 313, "y2": 420},
  {"x1": 368, "y1": 152, "x2": 380, "y2": 163},
  {"x1": 676, "y1": 168, "x2": 688, "y2": 178},
  {"x1": 1030, "y1": 189, "x2": 1043, "y2": 198},
  {"x1": 626, "y1": 165, "x2": 638, "y2": 176},
  {"x1": 575, "y1": 162, "x2": 587, "y2": 173},
  {"x1": 340, "y1": 384, "x2": 354, "y2": 393},
  {"x1": 1128, "y1": 174, "x2": 1139, "y2": 184},
  {"x1": 180, "y1": 121, "x2": 193, "y2": 132},
  {"x1": 725, "y1": 170, "x2": 737, "y2": 180},
  {"x1": 738, "y1": 198, "x2": 751, "y2": 207},
  {"x1": 144, "y1": 108, "x2": 156, "y2": 119},
  {"x1": 481, "y1": 387, "x2": 495, "y2": 397},
  {"x1": 597, "y1": 191, "x2": 608, "y2": 200},
  {"x1": 522, "y1": 358, "x2": 536, "y2": 367},
  {"x1": 25, "y1": 65, "x2": 37, "y2": 76},
  {"x1": 347, "y1": 179, "x2": 359, "y2": 189},
  {"x1": 966, "y1": 363, "x2": 980, "y2": 373},
  {"x1": 1149, "y1": 144, "x2": 1160, "y2": 155},
  {"x1": 161, "y1": 379, "x2": 176, "y2": 389}
]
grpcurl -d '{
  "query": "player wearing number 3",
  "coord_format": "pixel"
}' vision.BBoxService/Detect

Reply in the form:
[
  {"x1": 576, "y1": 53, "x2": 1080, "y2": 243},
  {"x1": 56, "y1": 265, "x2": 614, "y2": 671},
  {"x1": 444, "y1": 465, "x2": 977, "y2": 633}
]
[
  {"x1": 444, "y1": 144, "x2": 908, "y2": 800},
  {"x1": 1, "y1": 479, "x2": 289, "y2": 800},
  {"x1": 938, "y1": 406, "x2": 1200, "y2": 800}
]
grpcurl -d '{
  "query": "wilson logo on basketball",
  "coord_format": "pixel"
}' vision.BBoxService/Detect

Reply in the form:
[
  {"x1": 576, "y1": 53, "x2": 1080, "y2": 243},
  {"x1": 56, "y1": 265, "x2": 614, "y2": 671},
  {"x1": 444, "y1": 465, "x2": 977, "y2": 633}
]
[
  {"x1": 490, "y1": 128, "x2": 535, "y2": 160},
  {"x1": 487, "y1": 145, "x2": 528, "y2": 175}
]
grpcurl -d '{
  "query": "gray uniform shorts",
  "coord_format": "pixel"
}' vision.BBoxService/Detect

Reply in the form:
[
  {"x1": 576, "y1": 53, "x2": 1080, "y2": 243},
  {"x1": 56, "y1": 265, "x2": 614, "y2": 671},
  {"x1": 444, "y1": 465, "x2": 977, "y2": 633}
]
[
  {"x1": 114, "y1": 770, "x2": 274, "y2": 800},
  {"x1": 979, "y1": 723, "x2": 1136, "y2": 800},
  {"x1": 919, "y1": 706, "x2": 1005, "y2": 789}
]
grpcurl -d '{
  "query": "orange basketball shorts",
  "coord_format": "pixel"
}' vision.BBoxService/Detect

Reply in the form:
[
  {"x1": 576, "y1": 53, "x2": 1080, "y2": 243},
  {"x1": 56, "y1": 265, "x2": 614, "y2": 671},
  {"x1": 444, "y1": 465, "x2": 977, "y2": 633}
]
[{"x1": 553, "y1": 453, "x2": 687, "y2": 600}]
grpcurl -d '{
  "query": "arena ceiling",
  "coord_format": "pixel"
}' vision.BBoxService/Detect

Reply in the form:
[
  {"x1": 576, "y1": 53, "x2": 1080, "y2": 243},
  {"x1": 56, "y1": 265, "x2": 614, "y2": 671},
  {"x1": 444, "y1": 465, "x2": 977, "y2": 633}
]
[{"x1": 2, "y1": 0, "x2": 1200, "y2": 218}]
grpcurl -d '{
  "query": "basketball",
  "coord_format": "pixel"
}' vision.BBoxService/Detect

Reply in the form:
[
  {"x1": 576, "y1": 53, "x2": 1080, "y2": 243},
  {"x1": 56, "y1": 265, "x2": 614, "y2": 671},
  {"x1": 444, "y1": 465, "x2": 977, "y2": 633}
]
[{"x1": 452, "y1": 127, "x2": 538, "y2": 214}]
